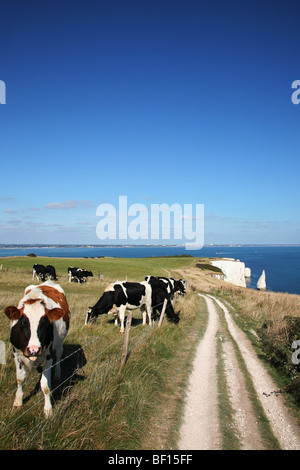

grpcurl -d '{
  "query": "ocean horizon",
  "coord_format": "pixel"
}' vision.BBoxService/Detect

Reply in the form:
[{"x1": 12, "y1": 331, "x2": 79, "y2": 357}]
[{"x1": 0, "y1": 244, "x2": 299, "y2": 296}]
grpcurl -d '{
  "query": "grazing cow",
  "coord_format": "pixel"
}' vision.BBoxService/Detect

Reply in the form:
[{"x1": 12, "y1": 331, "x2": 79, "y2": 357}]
[
  {"x1": 145, "y1": 276, "x2": 180, "y2": 323},
  {"x1": 85, "y1": 281, "x2": 152, "y2": 333},
  {"x1": 162, "y1": 277, "x2": 186, "y2": 298},
  {"x1": 68, "y1": 267, "x2": 79, "y2": 282},
  {"x1": 68, "y1": 267, "x2": 93, "y2": 283},
  {"x1": 45, "y1": 265, "x2": 58, "y2": 281},
  {"x1": 33, "y1": 264, "x2": 46, "y2": 282},
  {"x1": 145, "y1": 276, "x2": 186, "y2": 300},
  {"x1": 4, "y1": 280, "x2": 70, "y2": 418},
  {"x1": 76, "y1": 269, "x2": 93, "y2": 283}
]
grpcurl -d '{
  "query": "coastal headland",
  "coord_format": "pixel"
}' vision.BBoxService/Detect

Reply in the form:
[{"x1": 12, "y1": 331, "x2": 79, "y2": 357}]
[{"x1": 0, "y1": 254, "x2": 300, "y2": 450}]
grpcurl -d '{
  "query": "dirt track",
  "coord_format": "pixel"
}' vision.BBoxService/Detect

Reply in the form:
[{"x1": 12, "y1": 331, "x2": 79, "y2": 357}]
[{"x1": 178, "y1": 293, "x2": 300, "y2": 450}]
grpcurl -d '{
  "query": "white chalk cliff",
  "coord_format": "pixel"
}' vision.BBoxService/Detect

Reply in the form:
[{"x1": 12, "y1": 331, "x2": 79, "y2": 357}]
[
  {"x1": 210, "y1": 258, "x2": 246, "y2": 288},
  {"x1": 257, "y1": 270, "x2": 266, "y2": 290}
]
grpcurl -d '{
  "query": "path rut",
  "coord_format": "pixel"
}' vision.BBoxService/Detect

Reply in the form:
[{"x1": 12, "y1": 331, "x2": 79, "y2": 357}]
[{"x1": 178, "y1": 294, "x2": 300, "y2": 450}]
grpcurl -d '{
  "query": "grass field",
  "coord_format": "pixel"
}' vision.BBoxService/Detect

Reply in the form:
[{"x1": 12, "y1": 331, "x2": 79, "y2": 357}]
[
  {"x1": 0, "y1": 255, "x2": 208, "y2": 450},
  {"x1": 1, "y1": 254, "x2": 300, "y2": 449}
]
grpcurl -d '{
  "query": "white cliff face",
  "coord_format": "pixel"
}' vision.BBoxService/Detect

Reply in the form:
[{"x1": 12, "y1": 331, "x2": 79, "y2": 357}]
[
  {"x1": 257, "y1": 270, "x2": 266, "y2": 290},
  {"x1": 210, "y1": 258, "x2": 246, "y2": 288}
]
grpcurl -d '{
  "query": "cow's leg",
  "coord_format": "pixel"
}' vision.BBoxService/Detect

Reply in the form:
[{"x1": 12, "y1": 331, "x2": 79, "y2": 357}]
[
  {"x1": 13, "y1": 353, "x2": 26, "y2": 409},
  {"x1": 40, "y1": 356, "x2": 53, "y2": 418},
  {"x1": 118, "y1": 306, "x2": 126, "y2": 334},
  {"x1": 32, "y1": 269, "x2": 35, "y2": 280},
  {"x1": 146, "y1": 305, "x2": 152, "y2": 326},
  {"x1": 140, "y1": 305, "x2": 146, "y2": 325},
  {"x1": 53, "y1": 341, "x2": 63, "y2": 382},
  {"x1": 114, "y1": 313, "x2": 118, "y2": 325},
  {"x1": 140, "y1": 305, "x2": 148, "y2": 325}
]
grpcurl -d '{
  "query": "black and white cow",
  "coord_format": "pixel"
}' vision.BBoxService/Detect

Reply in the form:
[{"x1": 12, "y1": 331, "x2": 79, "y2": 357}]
[
  {"x1": 146, "y1": 276, "x2": 186, "y2": 301},
  {"x1": 76, "y1": 269, "x2": 93, "y2": 283},
  {"x1": 68, "y1": 267, "x2": 79, "y2": 282},
  {"x1": 45, "y1": 265, "x2": 58, "y2": 281},
  {"x1": 68, "y1": 267, "x2": 93, "y2": 283},
  {"x1": 85, "y1": 281, "x2": 152, "y2": 333},
  {"x1": 33, "y1": 264, "x2": 46, "y2": 282},
  {"x1": 4, "y1": 281, "x2": 71, "y2": 418},
  {"x1": 162, "y1": 277, "x2": 186, "y2": 298},
  {"x1": 145, "y1": 276, "x2": 181, "y2": 323}
]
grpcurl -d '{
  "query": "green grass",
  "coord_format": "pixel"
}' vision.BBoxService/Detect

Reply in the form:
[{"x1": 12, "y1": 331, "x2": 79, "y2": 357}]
[
  {"x1": 0, "y1": 255, "x2": 193, "y2": 281},
  {"x1": 0, "y1": 255, "x2": 206, "y2": 450},
  {"x1": 4, "y1": 254, "x2": 299, "y2": 449}
]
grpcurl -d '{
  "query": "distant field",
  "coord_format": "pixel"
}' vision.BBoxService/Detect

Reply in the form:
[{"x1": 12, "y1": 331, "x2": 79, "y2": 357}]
[{"x1": 0, "y1": 255, "x2": 194, "y2": 282}]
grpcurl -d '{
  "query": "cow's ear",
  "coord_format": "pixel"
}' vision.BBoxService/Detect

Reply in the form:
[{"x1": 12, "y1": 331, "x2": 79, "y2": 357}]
[
  {"x1": 4, "y1": 306, "x2": 21, "y2": 321},
  {"x1": 47, "y1": 307, "x2": 64, "y2": 322}
]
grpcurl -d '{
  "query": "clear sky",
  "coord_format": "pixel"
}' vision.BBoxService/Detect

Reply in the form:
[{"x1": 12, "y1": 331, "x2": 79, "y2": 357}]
[{"x1": 0, "y1": 0, "x2": 300, "y2": 245}]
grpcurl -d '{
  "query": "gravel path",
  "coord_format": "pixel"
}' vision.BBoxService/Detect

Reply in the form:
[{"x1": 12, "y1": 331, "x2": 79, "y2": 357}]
[
  {"x1": 178, "y1": 293, "x2": 300, "y2": 450},
  {"x1": 178, "y1": 295, "x2": 221, "y2": 450}
]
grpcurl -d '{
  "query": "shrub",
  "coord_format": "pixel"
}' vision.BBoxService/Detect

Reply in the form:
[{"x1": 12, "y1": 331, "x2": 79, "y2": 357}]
[{"x1": 260, "y1": 317, "x2": 300, "y2": 403}]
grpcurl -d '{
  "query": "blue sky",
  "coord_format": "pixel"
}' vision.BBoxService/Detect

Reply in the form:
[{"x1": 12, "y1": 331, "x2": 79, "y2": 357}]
[{"x1": 0, "y1": 0, "x2": 300, "y2": 245}]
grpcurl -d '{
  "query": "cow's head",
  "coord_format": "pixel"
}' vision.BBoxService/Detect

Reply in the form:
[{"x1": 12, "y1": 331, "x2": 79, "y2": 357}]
[
  {"x1": 4, "y1": 300, "x2": 64, "y2": 361},
  {"x1": 174, "y1": 279, "x2": 186, "y2": 295},
  {"x1": 85, "y1": 291, "x2": 115, "y2": 325},
  {"x1": 145, "y1": 275, "x2": 161, "y2": 287}
]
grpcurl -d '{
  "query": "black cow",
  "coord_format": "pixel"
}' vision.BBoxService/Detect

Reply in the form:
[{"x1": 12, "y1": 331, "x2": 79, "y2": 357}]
[
  {"x1": 145, "y1": 276, "x2": 181, "y2": 323},
  {"x1": 33, "y1": 264, "x2": 46, "y2": 281},
  {"x1": 68, "y1": 267, "x2": 93, "y2": 283},
  {"x1": 85, "y1": 281, "x2": 152, "y2": 333},
  {"x1": 45, "y1": 265, "x2": 58, "y2": 281}
]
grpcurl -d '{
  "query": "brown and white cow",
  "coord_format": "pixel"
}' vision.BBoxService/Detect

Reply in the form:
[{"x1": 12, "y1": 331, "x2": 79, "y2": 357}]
[{"x1": 4, "y1": 280, "x2": 70, "y2": 418}]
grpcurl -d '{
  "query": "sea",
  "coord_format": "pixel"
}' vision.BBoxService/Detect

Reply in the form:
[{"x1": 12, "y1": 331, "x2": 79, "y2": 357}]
[{"x1": 0, "y1": 245, "x2": 299, "y2": 296}]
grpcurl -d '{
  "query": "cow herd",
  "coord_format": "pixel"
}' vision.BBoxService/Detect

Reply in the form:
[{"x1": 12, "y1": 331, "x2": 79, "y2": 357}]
[
  {"x1": 85, "y1": 276, "x2": 186, "y2": 333},
  {"x1": 33, "y1": 263, "x2": 58, "y2": 282},
  {"x1": 33, "y1": 263, "x2": 93, "y2": 283},
  {"x1": 3, "y1": 265, "x2": 187, "y2": 417}
]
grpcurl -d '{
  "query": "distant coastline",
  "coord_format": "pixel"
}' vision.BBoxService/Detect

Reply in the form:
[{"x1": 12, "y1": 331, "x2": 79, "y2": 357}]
[
  {"x1": 0, "y1": 244, "x2": 299, "y2": 295},
  {"x1": 0, "y1": 243, "x2": 300, "y2": 249}
]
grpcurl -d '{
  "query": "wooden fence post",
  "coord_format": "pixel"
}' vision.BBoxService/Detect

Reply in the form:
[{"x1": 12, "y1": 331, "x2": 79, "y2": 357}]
[
  {"x1": 119, "y1": 311, "x2": 132, "y2": 371},
  {"x1": 158, "y1": 298, "x2": 168, "y2": 328}
]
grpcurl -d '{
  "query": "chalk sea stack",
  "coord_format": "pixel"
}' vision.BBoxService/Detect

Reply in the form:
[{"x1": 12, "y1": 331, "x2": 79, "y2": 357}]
[
  {"x1": 245, "y1": 267, "x2": 251, "y2": 278},
  {"x1": 257, "y1": 270, "x2": 266, "y2": 290}
]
